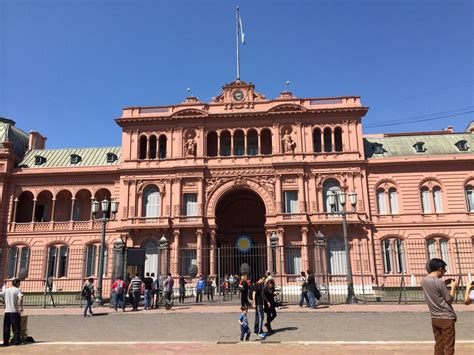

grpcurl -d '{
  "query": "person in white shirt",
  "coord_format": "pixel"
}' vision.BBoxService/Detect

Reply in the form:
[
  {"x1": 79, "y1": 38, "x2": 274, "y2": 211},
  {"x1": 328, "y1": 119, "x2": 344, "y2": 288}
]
[{"x1": 0, "y1": 278, "x2": 23, "y2": 346}]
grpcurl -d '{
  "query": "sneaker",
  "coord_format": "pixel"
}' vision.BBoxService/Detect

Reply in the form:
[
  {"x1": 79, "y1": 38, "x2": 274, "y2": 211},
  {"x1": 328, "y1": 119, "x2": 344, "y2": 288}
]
[{"x1": 258, "y1": 333, "x2": 266, "y2": 339}]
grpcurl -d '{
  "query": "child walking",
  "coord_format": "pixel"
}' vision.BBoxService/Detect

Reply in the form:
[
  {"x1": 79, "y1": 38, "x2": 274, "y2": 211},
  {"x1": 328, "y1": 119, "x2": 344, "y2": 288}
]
[{"x1": 239, "y1": 306, "x2": 251, "y2": 341}]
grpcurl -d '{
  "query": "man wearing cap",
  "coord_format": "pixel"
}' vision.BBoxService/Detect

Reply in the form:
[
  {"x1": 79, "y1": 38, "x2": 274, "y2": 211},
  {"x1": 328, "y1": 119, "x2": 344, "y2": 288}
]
[
  {"x1": 421, "y1": 258, "x2": 458, "y2": 355},
  {"x1": 0, "y1": 278, "x2": 23, "y2": 346}
]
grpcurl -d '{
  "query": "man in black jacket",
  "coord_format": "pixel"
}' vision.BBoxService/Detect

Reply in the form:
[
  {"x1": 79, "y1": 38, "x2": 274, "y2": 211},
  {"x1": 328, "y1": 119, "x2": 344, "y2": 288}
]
[
  {"x1": 252, "y1": 275, "x2": 267, "y2": 338},
  {"x1": 306, "y1": 270, "x2": 318, "y2": 309}
]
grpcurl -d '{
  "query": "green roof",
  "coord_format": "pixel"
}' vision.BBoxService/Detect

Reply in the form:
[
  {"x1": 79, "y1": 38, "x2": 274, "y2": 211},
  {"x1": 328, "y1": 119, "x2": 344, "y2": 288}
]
[
  {"x1": 19, "y1": 146, "x2": 121, "y2": 168},
  {"x1": 364, "y1": 133, "x2": 474, "y2": 159},
  {"x1": 0, "y1": 118, "x2": 29, "y2": 158}
]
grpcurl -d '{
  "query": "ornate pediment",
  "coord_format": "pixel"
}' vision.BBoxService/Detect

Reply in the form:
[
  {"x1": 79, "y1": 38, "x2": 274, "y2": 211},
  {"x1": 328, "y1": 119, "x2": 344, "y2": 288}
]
[
  {"x1": 211, "y1": 79, "x2": 265, "y2": 105},
  {"x1": 268, "y1": 103, "x2": 306, "y2": 113},
  {"x1": 171, "y1": 109, "x2": 208, "y2": 118}
]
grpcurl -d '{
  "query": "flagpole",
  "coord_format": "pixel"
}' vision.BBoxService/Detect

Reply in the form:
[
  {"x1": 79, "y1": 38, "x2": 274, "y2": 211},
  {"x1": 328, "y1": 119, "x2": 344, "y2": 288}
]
[{"x1": 236, "y1": 6, "x2": 240, "y2": 80}]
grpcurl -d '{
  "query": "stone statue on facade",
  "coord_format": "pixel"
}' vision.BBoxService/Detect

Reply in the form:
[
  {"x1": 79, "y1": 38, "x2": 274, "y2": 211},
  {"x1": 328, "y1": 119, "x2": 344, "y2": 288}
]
[
  {"x1": 282, "y1": 130, "x2": 296, "y2": 153},
  {"x1": 183, "y1": 134, "x2": 196, "y2": 157}
]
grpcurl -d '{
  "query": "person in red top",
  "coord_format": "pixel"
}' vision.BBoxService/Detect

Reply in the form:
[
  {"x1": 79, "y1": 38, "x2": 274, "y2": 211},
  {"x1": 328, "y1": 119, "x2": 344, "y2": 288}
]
[{"x1": 111, "y1": 276, "x2": 126, "y2": 312}]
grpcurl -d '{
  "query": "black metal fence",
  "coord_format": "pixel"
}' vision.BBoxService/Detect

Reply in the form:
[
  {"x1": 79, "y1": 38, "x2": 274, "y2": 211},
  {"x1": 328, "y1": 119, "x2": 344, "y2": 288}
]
[{"x1": 1, "y1": 238, "x2": 473, "y2": 307}]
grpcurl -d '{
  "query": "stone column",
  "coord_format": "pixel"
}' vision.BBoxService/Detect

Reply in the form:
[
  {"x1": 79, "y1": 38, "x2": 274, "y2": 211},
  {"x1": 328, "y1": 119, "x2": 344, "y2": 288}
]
[
  {"x1": 230, "y1": 131, "x2": 234, "y2": 156},
  {"x1": 276, "y1": 228, "x2": 284, "y2": 275},
  {"x1": 12, "y1": 198, "x2": 19, "y2": 224},
  {"x1": 146, "y1": 137, "x2": 150, "y2": 159},
  {"x1": 209, "y1": 229, "x2": 217, "y2": 276},
  {"x1": 298, "y1": 174, "x2": 306, "y2": 213},
  {"x1": 197, "y1": 178, "x2": 204, "y2": 216},
  {"x1": 137, "y1": 192, "x2": 143, "y2": 218},
  {"x1": 31, "y1": 199, "x2": 37, "y2": 222},
  {"x1": 275, "y1": 176, "x2": 282, "y2": 214},
  {"x1": 244, "y1": 130, "x2": 248, "y2": 156},
  {"x1": 70, "y1": 198, "x2": 75, "y2": 221},
  {"x1": 272, "y1": 124, "x2": 280, "y2": 154},
  {"x1": 196, "y1": 229, "x2": 203, "y2": 275},
  {"x1": 172, "y1": 229, "x2": 180, "y2": 275},
  {"x1": 257, "y1": 131, "x2": 262, "y2": 155},
  {"x1": 301, "y1": 226, "x2": 309, "y2": 273},
  {"x1": 217, "y1": 131, "x2": 221, "y2": 156},
  {"x1": 51, "y1": 198, "x2": 56, "y2": 222}
]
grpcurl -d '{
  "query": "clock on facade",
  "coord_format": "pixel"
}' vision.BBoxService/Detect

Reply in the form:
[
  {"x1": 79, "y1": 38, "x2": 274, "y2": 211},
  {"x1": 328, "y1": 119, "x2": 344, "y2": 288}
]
[{"x1": 232, "y1": 90, "x2": 244, "y2": 101}]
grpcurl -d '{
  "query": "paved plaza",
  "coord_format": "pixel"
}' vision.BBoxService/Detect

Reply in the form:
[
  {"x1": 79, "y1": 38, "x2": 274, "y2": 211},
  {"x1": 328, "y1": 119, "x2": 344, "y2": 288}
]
[{"x1": 2, "y1": 304, "x2": 473, "y2": 354}]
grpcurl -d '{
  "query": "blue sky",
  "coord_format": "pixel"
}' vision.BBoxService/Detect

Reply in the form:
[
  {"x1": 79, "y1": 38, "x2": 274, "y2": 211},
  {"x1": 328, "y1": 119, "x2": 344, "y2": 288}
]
[{"x1": 1, "y1": 0, "x2": 473, "y2": 149}]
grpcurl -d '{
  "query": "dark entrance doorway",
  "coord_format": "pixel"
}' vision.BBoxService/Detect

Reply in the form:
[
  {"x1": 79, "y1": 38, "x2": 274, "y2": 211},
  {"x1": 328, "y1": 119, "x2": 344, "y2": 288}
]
[{"x1": 215, "y1": 188, "x2": 267, "y2": 282}]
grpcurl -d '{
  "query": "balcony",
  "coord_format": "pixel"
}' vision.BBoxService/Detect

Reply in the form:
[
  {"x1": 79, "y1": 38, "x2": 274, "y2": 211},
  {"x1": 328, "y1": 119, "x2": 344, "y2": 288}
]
[{"x1": 9, "y1": 220, "x2": 103, "y2": 233}]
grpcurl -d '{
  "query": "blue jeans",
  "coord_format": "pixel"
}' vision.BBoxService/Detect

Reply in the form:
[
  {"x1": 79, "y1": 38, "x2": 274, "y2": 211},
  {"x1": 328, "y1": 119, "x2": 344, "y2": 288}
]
[
  {"x1": 240, "y1": 325, "x2": 251, "y2": 341},
  {"x1": 83, "y1": 299, "x2": 93, "y2": 316},
  {"x1": 113, "y1": 292, "x2": 124, "y2": 310},
  {"x1": 299, "y1": 292, "x2": 310, "y2": 307},
  {"x1": 254, "y1": 305, "x2": 265, "y2": 334},
  {"x1": 144, "y1": 289, "x2": 151, "y2": 309},
  {"x1": 307, "y1": 290, "x2": 317, "y2": 309}
]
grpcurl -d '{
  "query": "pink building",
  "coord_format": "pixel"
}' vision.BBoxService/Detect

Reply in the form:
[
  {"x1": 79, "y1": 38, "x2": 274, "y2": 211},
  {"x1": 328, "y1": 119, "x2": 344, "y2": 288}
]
[{"x1": 1, "y1": 80, "x2": 473, "y2": 302}]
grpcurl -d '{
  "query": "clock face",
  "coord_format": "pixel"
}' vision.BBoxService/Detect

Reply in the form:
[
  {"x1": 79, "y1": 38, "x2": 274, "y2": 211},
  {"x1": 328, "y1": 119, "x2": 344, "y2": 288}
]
[{"x1": 233, "y1": 90, "x2": 244, "y2": 101}]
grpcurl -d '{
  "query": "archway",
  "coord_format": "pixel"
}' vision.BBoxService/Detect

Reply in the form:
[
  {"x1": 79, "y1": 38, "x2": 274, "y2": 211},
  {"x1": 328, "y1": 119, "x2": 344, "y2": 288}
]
[{"x1": 215, "y1": 188, "x2": 267, "y2": 280}]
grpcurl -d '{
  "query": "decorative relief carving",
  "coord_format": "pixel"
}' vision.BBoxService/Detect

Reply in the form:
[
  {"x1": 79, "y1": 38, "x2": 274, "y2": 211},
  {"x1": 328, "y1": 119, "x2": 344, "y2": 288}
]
[
  {"x1": 234, "y1": 175, "x2": 248, "y2": 186},
  {"x1": 256, "y1": 176, "x2": 275, "y2": 198}
]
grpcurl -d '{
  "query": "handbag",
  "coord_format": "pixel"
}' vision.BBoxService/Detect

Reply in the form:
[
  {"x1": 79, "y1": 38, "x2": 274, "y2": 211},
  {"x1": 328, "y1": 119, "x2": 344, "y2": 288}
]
[{"x1": 314, "y1": 287, "x2": 322, "y2": 300}]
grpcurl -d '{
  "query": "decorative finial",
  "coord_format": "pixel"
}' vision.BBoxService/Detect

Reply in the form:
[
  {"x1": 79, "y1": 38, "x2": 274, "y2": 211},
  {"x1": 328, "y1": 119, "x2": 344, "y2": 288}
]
[
  {"x1": 285, "y1": 80, "x2": 290, "y2": 92},
  {"x1": 186, "y1": 88, "x2": 192, "y2": 96}
]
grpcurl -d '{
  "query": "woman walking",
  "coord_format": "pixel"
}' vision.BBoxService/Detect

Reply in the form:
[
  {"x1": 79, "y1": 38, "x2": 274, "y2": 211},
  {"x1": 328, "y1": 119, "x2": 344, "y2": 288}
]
[
  {"x1": 178, "y1": 275, "x2": 186, "y2": 304},
  {"x1": 263, "y1": 279, "x2": 277, "y2": 333}
]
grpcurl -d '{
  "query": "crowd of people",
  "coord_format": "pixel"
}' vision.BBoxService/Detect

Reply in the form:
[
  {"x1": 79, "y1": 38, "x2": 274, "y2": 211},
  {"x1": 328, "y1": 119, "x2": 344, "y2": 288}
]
[{"x1": 2, "y1": 258, "x2": 473, "y2": 346}]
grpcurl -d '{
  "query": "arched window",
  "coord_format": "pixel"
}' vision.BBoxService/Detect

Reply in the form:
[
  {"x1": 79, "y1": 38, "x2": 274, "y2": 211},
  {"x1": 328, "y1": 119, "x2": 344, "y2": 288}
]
[
  {"x1": 247, "y1": 129, "x2": 258, "y2": 156},
  {"x1": 149, "y1": 135, "x2": 157, "y2": 159},
  {"x1": 220, "y1": 131, "x2": 231, "y2": 157},
  {"x1": 15, "y1": 191, "x2": 34, "y2": 222},
  {"x1": 426, "y1": 237, "x2": 451, "y2": 272},
  {"x1": 143, "y1": 186, "x2": 161, "y2": 217},
  {"x1": 313, "y1": 128, "x2": 322, "y2": 153},
  {"x1": 377, "y1": 188, "x2": 387, "y2": 214},
  {"x1": 207, "y1": 131, "x2": 218, "y2": 157},
  {"x1": 234, "y1": 130, "x2": 245, "y2": 156},
  {"x1": 433, "y1": 186, "x2": 443, "y2": 213},
  {"x1": 466, "y1": 184, "x2": 474, "y2": 212},
  {"x1": 382, "y1": 239, "x2": 405, "y2": 274},
  {"x1": 139, "y1": 135, "x2": 147, "y2": 159},
  {"x1": 158, "y1": 135, "x2": 167, "y2": 159},
  {"x1": 46, "y1": 244, "x2": 68, "y2": 278},
  {"x1": 334, "y1": 127, "x2": 343, "y2": 152},
  {"x1": 327, "y1": 237, "x2": 346, "y2": 274},
  {"x1": 7, "y1": 245, "x2": 30, "y2": 279},
  {"x1": 323, "y1": 128, "x2": 332, "y2": 153},
  {"x1": 421, "y1": 186, "x2": 431, "y2": 213},
  {"x1": 323, "y1": 179, "x2": 341, "y2": 213},
  {"x1": 84, "y1": 243, "x2": 108, "y2": 277},
  {"x1": 388, "y1": 188, "x2": 399, "y2": 214},
  {"x1": 260, "y1": 129, "x2": 272, "y2": 155}
]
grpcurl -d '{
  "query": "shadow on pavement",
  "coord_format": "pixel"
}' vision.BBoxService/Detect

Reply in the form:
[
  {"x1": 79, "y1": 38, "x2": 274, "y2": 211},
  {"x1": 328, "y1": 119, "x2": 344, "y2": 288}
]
[
  {"x1": 267, "y1": 326, "x2": 298, "y2": 336},
  {"x1": 91, "y1": 313, "x2": 108, "y2": 317}
]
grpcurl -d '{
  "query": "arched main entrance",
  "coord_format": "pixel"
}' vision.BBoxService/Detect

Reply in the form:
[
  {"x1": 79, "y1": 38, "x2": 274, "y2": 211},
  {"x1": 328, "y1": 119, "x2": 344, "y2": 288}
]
[{"x1": 215, "y1": 188, "x2": 267, "y2": 281}]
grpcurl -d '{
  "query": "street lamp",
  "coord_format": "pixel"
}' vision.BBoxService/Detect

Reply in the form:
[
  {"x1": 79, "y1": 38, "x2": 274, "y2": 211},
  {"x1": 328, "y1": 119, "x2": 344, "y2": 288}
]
[
  {"x1": 92, "y1": 198, "x2": 119, "y2": 305},
  {"x1": 328, "y1": 190, "x2": 357, "y2": 304},
  {"x1": 159, "y1": 234, "x2": 169, "y2": 275},
  {"x1": 270, "y1": 232, "x2": 279, "y2": 274}
]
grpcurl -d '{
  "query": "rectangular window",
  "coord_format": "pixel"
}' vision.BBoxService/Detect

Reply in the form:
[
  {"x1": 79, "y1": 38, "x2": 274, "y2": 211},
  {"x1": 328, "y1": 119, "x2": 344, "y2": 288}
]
[
  {"x1": 427, "y1": 239, "x2": 436, "y2": 260},
  {"x1": 382, "y1": 240, "x2": 392, "y2": 274},
  {"x1": 46, "y1": 246, "x2": 57, "y2": 277},
  {"x1": 440, "y1": 240, "x2": 450, "y2": 272},
  {"x1": 466, "y1": 188, "x2": 474, "y2": 212},
  {"x1": 285, "y1": 248, "x2": 302, "y2": 275},
  {"x1": 377, "y1": 190, "x2": 386, "y2": 214},
  {"x1": 7, "y1": 247, "x2": 18, "y2": 279},
  {"x1": 389, "y1": 189, "x2": 399, "y2": 214},
  {"x1": 73, "y1": 202, "x2": 81, "y2": 221},
  {"x1": 433, "y1": 188, "x2": 443, "y2": 213},
  {"x1": 180, "y1": 249, "x2": 196, "y2": 276},
  {"x1": 58, "y1": 246, "x2": 68, "y2": 278},
  {"x1": 394, "y1": 239, "x2": 405, "y2": 273},
  {"x1": 19, "y1": 247, "x2": 30, "y2": 277},
  {"x1": 85, "y1": 245, "x2": 97, "y2": 276},
  {"x1": 421, "y1": 188, "x2": 431, "y2": 213},
  {"x1": 183, "y1": 193, "x2": 198, "y2": 216},
  {"x1": 283, "y1": 191, "x2": 298, "y2": 214}
]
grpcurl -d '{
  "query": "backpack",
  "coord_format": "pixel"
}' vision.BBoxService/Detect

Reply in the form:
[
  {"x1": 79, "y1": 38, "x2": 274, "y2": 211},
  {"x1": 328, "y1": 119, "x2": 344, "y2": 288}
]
[
  {"x1": 115, "y1": 280, "x2": 125, "y2": 294},
  {"x1": 81, "y1": 285, "x2": 90, "y2": 299}
]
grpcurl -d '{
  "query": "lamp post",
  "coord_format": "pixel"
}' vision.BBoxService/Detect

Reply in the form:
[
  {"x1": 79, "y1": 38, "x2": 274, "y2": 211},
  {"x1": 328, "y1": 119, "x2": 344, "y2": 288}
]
[
  {"x1": 270, "y1": 232, "x2": 279, "y2": 274},
  {"x1": 159, "y1": 234, "x2": 169, "y2": 275},
  {"x1": 92, "y1": 198, "x2": 119, "y2": 306},
  {"x1": 328, "y1": 190, "x2": 357, "y2": 304}
]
